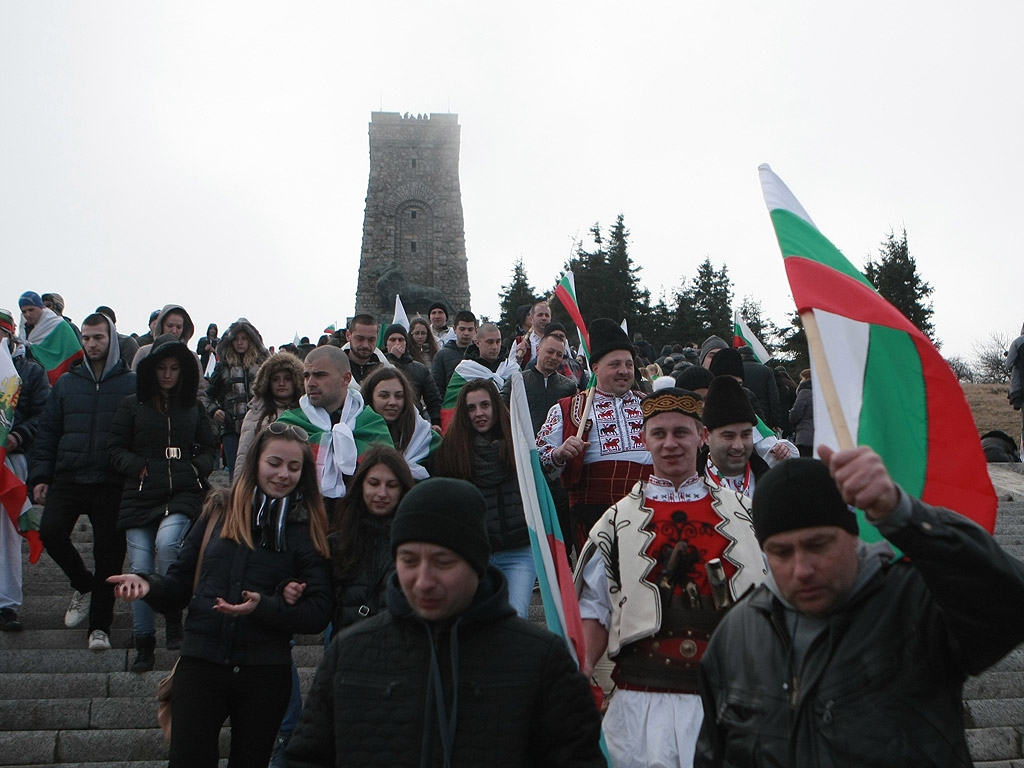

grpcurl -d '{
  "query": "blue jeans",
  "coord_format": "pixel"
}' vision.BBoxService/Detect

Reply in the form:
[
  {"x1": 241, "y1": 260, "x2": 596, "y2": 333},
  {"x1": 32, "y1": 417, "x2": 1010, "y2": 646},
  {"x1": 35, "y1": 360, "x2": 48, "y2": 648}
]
[
  {"x1": 222, "y1": 432, "x2": 240, "y2": 481},
  {"x1": 126, "y1": 513, "x2": 191, "y2": 636},
  {"x1": 490, "y1": 546, "x2": 536, "y2": 619}
]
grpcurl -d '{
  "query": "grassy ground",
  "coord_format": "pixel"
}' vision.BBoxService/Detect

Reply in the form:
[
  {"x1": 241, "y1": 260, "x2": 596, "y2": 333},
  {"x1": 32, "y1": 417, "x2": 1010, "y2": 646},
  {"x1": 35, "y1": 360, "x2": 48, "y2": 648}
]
[{"x1": 962, "y1": 382, "x2": 1021, "y2": 443}]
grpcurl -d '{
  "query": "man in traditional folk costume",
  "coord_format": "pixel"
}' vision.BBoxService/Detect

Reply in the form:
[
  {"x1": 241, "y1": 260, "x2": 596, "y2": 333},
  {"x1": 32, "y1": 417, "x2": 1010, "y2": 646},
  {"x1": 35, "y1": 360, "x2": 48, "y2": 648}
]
[
  {"x1": 575, "y1": 387, "x2": 767, "y2": 768},
  {"x1": 275, "y1": 346, "x2": 392, "y2": 509},
  {"x1": 537, "y1": 318, "x2": 652, "y2": 553}
]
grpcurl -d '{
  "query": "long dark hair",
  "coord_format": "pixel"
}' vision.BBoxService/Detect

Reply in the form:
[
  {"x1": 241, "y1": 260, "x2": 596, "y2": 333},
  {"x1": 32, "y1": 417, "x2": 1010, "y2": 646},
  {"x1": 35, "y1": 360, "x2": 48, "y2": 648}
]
[
  {"x1": 221, "y1": 426, "x2": 330, "y2": 557},
  {"x1": 330, "y1": 446, "x2": 414, "y2": 580},
  {"x1": 362, "y1": 367, "x2": 417, "y2": 451},
  {"x1": 408, "y1": 317, "x2": 438, "y2": 362},
  {"x1": 431, "y1": 379, "x2": 513, "y2": 480}
]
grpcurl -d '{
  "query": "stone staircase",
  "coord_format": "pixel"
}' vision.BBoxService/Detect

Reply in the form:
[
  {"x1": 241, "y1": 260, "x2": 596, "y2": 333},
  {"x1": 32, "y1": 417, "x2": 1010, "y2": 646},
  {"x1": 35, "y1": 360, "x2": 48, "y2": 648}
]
[{"x1": 1, "y1": 466, "x2": 1022, "y2": 766}]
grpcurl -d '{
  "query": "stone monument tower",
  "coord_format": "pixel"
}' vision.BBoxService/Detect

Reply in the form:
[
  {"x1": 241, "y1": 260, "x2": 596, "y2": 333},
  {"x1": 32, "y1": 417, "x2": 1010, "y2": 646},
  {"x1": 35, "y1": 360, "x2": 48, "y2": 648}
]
[{"x1": 354, "y1": 112, "x2": 470, "y2": 322}]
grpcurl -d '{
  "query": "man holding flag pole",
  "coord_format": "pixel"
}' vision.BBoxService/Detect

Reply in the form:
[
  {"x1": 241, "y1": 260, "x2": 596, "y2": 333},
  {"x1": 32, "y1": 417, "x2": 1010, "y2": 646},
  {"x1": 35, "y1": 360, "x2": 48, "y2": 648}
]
[{"x1": 694, "y1": 165, "x2": 1022, "y2": 766}]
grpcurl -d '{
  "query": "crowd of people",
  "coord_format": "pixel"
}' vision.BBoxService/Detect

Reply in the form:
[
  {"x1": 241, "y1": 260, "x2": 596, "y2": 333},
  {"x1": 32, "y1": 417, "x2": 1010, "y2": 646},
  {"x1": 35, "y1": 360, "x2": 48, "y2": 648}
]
[{"x1": 2, "y1": 288, "x2": 1024, "y2": 767}]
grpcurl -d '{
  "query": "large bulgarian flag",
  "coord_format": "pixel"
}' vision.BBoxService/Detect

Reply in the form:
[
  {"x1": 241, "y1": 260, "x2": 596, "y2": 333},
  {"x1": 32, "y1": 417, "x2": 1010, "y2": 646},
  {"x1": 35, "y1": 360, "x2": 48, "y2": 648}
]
[
  {"x1": 553, "y1": 271, "x2": 591, "y2": 361},
  {"x1": 509, "y1": 371, "x2": 586, "y2": 663},
  {"x1": 759, "y1": 164, "x2": 996, "y2": 534},
  {"x1": 0, "y1": 340, "x2": 43, "y2": 563},
  {"x1": 27, "y1": 310, "x2": 83, "y2": 385},
  {"x1": 733, "y1": 310, "x2": 771, "y2": 365}
]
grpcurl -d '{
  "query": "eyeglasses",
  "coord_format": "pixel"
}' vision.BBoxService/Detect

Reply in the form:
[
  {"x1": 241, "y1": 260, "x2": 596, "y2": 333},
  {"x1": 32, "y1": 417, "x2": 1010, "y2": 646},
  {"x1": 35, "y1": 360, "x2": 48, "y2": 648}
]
[{"x1": 266, "y1": 421, "x2": 309, "y2": 441}]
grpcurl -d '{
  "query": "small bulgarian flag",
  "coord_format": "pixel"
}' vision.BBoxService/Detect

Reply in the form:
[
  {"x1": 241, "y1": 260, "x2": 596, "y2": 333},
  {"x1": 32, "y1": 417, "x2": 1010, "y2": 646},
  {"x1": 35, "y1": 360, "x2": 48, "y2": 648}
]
[
  {"x1": 759, "y1": 164, "x2": 996, "y2": 534},
  {"x1": 27, "y1": 310, "x2": 83, "y2": 385},
  {"x1": 0, "y1": 340, "x2": 43, "y2": 563},
  {"x1": 440, "y1": 359, "x2": 506, "y2": 433},
  {"x1": 553, "y1": 271, "x2": 591, "y2": 361},
  {"x1": 733, "y1": 310, "x2": 771, "y2": 365}
]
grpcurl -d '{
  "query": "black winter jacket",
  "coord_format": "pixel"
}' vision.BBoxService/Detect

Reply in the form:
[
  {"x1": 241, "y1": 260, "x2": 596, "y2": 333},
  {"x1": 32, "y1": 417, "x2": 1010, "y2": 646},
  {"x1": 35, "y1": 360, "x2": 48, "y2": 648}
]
[
  {"x1": 479, "y1": 476, "x2": 529, "y2": 552},
  {"x1": 431, "y1": 340, "x2": 477, "y2": 395},
  {"x1": 327, "y1": 515, "x2": 393, "y2": 632},
  {"x1": 287, "y1": 567, "x2": 605, "y2": 768},
  {"x1": 108, "y1": 397, "x2": 218, "y2": 529},
  {"x1": 144, "y1": 504, "x2": 332, "y2": 666},
  {"x1": 30, "y1": 354, "x2": 136, "y2": 486},
  {"x1": 9, "y1": 349, "x2": 50, "y2": 454},
  {"x1": 696, "y1": 494, "x2": 1024, "y2": 768},
  {"x1": 739, "y1": 347, "x2": 781, "y2": 429}
]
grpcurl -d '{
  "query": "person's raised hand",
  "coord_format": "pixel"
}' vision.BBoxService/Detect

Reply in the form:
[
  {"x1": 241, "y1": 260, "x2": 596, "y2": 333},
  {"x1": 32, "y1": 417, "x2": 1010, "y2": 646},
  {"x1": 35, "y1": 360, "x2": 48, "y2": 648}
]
[{"x1": 818, "y1": 445, "x2": 899, "y2": 521}]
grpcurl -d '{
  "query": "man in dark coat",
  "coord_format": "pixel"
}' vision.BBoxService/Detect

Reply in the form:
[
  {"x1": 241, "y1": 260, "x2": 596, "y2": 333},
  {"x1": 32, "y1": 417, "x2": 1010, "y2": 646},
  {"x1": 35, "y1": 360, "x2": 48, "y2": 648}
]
[
  {"x1": 737, "y1": 345, "x2": 781, "y2": 429},
  {"x1": 696, "y1": 448, "x2": 1024, "y2": 768},
  {"x1": 287, "y1": 478, "x2": 605, "y2": 768},
  {"x1": 30, "y1": 312, "x2": 135, "y2": 650}
]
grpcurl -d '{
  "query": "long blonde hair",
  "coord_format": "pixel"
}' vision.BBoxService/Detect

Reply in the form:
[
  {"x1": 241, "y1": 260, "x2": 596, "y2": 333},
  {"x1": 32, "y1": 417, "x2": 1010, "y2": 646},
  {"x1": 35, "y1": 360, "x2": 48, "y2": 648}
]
[{"x1": 219, "y1": 427, "x2": 330, "y2": 557}]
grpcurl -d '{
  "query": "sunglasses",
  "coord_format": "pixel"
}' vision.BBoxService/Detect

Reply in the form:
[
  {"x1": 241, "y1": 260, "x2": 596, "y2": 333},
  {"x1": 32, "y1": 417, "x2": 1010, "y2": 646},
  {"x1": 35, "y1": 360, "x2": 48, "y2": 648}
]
[{"x1": 266, "y1": 421, "x2": 309, "y2": 442}]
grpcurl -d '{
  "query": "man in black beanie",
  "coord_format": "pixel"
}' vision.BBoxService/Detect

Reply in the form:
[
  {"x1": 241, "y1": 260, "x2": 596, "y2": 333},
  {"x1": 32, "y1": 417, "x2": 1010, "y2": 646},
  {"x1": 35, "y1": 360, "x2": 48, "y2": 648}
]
[
  {"x1": 288, "y1": 478, "x2": 605, "y2": 768},
  {"x1": 696, "y1": 446, "x2": 1024, "y2": 767}
]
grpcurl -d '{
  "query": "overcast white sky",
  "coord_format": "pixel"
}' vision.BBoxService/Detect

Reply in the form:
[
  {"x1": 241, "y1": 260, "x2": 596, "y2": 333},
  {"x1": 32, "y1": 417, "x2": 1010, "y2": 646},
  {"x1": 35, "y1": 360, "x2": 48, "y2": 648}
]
[{"x1": 2, "y1": 2, "x2": 1021, "y2": 360}]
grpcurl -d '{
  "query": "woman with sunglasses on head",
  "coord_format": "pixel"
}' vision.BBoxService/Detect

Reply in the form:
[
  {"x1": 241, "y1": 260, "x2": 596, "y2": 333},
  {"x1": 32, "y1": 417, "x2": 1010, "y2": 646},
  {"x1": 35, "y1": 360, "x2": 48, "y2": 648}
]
[
  {"x1": 235, "y1": 351, "x2": 304, "y2": 470},
  {"x1": 109, "y1": 421, "x2": 331, "y2": 768},
  {"x1": 328, "y1": 445, "x2": 415, "y2": 637},
  {"x1": 361, "y1": 367, "x2": 440, "y2": 481},
  {"x1": 108, "y1": 333, "x2": 218, "y2": 668},
  {"x1": 429, "y1": 379, "x2": 536, "y2": 619}
]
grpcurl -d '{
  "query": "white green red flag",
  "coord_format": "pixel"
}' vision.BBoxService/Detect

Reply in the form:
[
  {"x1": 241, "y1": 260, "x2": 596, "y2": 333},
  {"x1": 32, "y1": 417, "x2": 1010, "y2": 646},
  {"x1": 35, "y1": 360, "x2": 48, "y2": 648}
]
[
  {"x1": 553, "y1": 271, "x2": 591, "y2": 361},
  {"x1": 440, "y1": 359, "x2": 509, "y2": 433},
  {"x1": 759, "y1": 163, "x2": 996, "y2": 534},
  {"x1": 0, "y1": 340, "x2": 43, "y2": 563},
  {"x1": 509, "y1": 371, "x2": 585, "y2": 663},
  {"x1": 733, "y1": 310, "x2": 771, "y2": 364},
  {"x1": 27, "y1": 310, "x2": 83, "y2": 385}
]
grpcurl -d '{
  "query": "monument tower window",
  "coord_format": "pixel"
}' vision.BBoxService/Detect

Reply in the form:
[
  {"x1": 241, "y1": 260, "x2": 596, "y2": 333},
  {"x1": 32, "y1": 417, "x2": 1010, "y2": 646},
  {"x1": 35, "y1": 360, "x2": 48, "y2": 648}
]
[
  {"x1": 411, "y1": 159, "x2": 417, "y2": 169},
  {"x1": 411, "y1": 211, "x2": 417, "y2": 219},
  {"x1": 411, "y1": 241, "x2": 417, "y2": 252}
]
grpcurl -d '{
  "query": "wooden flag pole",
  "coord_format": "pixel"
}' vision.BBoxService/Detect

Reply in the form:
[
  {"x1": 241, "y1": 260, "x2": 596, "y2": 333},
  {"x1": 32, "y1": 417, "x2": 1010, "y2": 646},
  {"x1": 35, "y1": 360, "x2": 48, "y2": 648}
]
[
  {"x1": 800, "y1": 310, "x2": 855, "y2": 451},
  {"x1": 576, "y1": 385, "x2": 597, "y2": 440}
]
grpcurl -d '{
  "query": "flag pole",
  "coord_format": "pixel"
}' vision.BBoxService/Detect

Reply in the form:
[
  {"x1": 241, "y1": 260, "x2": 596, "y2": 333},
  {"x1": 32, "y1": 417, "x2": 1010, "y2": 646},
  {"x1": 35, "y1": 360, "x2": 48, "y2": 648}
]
[
  {"x1": 800, "y1": 310, "x2": 855, "y2": 451},
  {"x1": 576, "y1": 384, "x2": 597, "y2": 440}
]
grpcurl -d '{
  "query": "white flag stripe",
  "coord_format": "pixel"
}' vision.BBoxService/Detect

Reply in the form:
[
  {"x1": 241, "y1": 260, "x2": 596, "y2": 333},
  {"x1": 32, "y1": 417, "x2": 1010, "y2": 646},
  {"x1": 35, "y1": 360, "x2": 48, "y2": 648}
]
[
  {"x1": 758, "y1": 163, "x2": 816, "y2": 228},
  {"x1": 809, "y1": 308, "x2": 868, "y2": 457},
  {"x1": 734, "y1": 311, "x2": 771, "y2": 364},
  {"x1": 509, "y1": 372, "x2": 574, "y2": 658},
  {"x1": 392, "y1": 294, "x2": 409, "y2": 330}
]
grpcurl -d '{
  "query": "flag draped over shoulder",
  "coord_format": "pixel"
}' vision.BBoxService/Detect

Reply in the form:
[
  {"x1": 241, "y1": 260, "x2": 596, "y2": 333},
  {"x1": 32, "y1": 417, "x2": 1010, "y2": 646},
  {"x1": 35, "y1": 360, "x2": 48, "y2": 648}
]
[
  {"x1": 508, "y1": 371, "x2": 586, "y2": 664},
  {"x1": 27, "y1": 310, "x2": 83, "y2": 385},
  {"x1": 554, "y1": 272, "x2": 591, "y2": 361},
  {"x1": 733, "y1": 310, "x2": 771, "y2": 364},
  {"x1": 0, "y1": 340, "x2": 42, "y2": 563},
  {"x1": 759, "y1": 163, "x2": 996, "y2": 533}
]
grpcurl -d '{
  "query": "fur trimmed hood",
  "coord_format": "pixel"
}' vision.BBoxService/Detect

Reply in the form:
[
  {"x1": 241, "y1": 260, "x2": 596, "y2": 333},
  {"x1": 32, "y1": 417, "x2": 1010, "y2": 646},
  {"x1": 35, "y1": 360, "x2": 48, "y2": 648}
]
[
  {"x1": 251, "y1": 350, "x2": 304, "y2": 403},
  {"x1": 215, "y1": 318, "x2": 269, "y2": 368}
]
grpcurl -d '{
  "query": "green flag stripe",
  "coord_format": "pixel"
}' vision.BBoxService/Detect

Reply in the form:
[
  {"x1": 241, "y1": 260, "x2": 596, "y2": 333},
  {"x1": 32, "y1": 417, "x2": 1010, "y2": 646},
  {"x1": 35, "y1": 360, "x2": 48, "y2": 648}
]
[
  {"x1": 857, "y1": 325, "x2": 928, "y2": 499},
  {"x1": 769, "y1": 209, "x2": 874, "y2": 291}
]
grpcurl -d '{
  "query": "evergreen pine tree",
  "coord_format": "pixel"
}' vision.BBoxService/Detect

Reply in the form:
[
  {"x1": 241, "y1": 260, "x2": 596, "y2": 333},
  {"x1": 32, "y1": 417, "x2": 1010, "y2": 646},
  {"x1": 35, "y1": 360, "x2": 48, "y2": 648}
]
[
  {"x1": 864, "y1": 228, "x2": 936, "y2": 340},
  {"x1": 497, "y1": 257, "x2": 538, "y2": 337},
  {"x1": 681, "y1": 258, "x2": 734, "y2": 342}
]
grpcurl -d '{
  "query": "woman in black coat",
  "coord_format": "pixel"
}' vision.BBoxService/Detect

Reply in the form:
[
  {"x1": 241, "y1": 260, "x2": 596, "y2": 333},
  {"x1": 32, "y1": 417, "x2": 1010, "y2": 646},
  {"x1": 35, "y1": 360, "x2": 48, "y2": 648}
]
[
  {"x1": 327, "y1": 446, "x2": 414, "y2": 635},
  {"x1": 108, "y1": 334, "x2": 217, "y2": 669},
  {"x1": 109, "y1": 422, "x2": 332, "y2": 768}
]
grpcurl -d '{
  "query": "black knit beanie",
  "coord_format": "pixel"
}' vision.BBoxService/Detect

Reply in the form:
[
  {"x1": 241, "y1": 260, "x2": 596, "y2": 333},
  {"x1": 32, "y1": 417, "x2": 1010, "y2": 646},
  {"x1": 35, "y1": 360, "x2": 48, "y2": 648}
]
[
  {"x1": 391, "y1": 478, "x2": 490, "y2": 574},
  {"x1": 752, "y1": 458, "x2": 859, "y2": 546},
  {"x1": 702, "y1": 376, "x2": 757, "y2": 431}
]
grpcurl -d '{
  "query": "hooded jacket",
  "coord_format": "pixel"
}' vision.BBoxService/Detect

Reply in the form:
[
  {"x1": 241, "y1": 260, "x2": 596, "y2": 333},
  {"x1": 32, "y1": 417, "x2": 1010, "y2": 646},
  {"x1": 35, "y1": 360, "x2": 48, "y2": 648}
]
[
  {"x1": 696, "y1": 494, "x2": 1024, "y2": 768},
  {"x1": 236, "y1": 351, "x2": 305, "y2": 469},
  {"x1": 29, "y1": 314, "x2": 136, "y2": 486},
  {"x1": 383, "y1": 323, "x2": 443, "y2": 425},
  {"x1": 131, "y1": 304, "x2": 208, "y2": 406},
  {"x1": 287, "y1": 567, "x2": 606, "y2": 768},
  {"x1": 7, "y1": 341, "x2": 50, "y2": 454},
  {"x1": 207, "y1": 318, "x2": 269, "y2": 434},
  {"x1": 108, "y1": 335, "x2": 218, "y2": 529}
]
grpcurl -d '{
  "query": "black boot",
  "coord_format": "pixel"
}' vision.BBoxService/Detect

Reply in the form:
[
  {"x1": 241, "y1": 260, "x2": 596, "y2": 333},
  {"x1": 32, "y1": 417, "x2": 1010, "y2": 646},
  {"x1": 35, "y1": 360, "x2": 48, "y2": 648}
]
[
  {"x1": 131, "y1": 635, "x2": 156, "y2": 673},
  {"x1": 165, "y1": 612, "x2": 183, "y2": 650}
]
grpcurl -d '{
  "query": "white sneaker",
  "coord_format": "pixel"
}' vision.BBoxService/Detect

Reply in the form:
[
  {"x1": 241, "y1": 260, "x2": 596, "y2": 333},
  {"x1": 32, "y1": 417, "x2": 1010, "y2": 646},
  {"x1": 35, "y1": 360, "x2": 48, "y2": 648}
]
[
  {"x1": 65, "y1": 591, "x2": 89, "y2": 628},
  {"x1": 88, "y1": 629, "x2": 111, "y2": 651}
]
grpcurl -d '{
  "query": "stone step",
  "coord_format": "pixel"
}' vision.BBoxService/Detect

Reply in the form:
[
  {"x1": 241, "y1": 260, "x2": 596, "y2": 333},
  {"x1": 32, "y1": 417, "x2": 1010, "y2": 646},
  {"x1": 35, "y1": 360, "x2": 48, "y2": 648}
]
[
  {"x1": 965, "y1": 699, "x2": 1024, "y2": 729},
  {"x1": 967, "y1": 726, "x2": 1024, "y2": 762},
  {"x1": 965, "y1": 671, "x2": 1024, "y2": 700},
  {"x1": 0, "y1": 628, "x2": 325, "y2": 652},
  {"x1": 0, "y1": 668, "x2": 317, "y2": 700},
  {"x1": 0, "y1": 644, "x2": 325, "y2": 676}
]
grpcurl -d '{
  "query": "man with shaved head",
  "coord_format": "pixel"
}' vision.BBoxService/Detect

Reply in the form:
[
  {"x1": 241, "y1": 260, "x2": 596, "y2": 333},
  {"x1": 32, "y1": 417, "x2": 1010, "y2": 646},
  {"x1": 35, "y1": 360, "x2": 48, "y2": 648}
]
[{"x1": 276, "y1": 345, "x2": 392, "y2": 503}]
